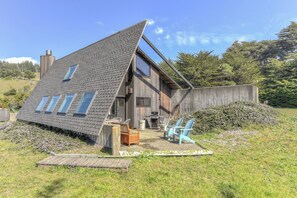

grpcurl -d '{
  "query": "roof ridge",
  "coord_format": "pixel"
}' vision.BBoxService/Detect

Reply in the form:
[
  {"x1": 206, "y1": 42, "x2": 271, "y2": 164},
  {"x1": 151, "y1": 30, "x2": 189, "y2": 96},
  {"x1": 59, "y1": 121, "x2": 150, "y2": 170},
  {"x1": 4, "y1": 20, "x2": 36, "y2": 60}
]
[{"x1": 54, "y1": 20, "x2": 148, "y2": 62}]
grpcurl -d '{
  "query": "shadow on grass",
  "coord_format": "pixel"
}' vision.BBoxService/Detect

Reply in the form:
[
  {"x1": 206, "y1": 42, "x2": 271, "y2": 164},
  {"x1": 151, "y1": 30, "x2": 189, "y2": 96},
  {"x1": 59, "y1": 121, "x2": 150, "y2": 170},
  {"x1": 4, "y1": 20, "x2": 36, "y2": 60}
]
[
  {"x1": 100, "y1": 147, "x2": 112, "y2": 155},
  {"x1": 36, "y1": 178, "x2": 66, "y2": 198}
]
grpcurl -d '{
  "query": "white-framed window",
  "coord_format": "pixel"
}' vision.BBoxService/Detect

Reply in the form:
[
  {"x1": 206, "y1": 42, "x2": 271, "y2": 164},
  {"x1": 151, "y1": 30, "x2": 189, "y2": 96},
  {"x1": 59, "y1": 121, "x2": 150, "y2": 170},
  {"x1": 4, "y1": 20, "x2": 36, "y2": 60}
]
[
  {"x1": 58, "y1": 94, "x2": 76, "y2": 114},
  {"x1": 63, "y1": 64, "x2": 78, "y2": 81},
  {"x1": 45, "y1": 95, "x2": 60, "y2": 113},
  {"x1": 36, "y1": 96, "x2": 49, "y2": 112},
  {"x1": 75, "y1": 92, "x2": 96, "y2": 115}
]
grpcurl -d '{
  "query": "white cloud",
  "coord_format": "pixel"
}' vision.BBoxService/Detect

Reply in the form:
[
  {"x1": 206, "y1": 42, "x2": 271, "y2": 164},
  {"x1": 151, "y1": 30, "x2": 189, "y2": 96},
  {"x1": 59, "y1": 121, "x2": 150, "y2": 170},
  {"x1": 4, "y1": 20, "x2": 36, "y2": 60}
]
[
  {"x1": 172, "y1": 31, "x2": 255, "y2": 46},
  {"x1": 175, "y1": 31, "x2": 197, "y2": 46},
  {"x1": 96, "y1": 21, "x2": 104, "y2": 25},
  {"x1": 165, "y1": 34, "x2": 170, "y2": 40},
  {"x1": 1, "y1": 57, "x2": 38, "y2": 64},
  {"x1": 197, "y1": 36, "x2": 209, "y2": 45},
  {"x1": 154, "y1": 27, "x2": 164, "y2": 35},
  {"x1": 211, "y1": 37, "x2": 221, "y2": 44},
  {"x1": 147, "y1": 19, "x2": 155, "y2": 26}
]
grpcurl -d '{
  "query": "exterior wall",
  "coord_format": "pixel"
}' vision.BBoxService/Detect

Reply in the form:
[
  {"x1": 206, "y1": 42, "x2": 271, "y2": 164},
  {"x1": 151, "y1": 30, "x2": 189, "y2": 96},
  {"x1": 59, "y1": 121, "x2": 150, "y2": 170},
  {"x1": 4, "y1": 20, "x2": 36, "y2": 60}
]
[
  {"x1": 117, "y1": 79, "x2": 126, "y2": 96},
  {"x1": 160, "y1": 79, "x2": 171, "y2": 117},
  {"x1": 132, "y1": 65, "x2": 160, "y2": 128},
  {"x1": 171, "y1": 85, "x2": 258, "y2": 115}
]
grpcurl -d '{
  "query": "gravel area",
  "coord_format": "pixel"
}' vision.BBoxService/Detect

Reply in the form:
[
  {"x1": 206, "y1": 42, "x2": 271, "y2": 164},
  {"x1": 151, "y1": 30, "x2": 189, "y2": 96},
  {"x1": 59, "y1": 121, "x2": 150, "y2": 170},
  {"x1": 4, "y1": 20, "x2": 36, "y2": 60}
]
[
  {"x1": 202, "y1": 130, "x2": 258, "y2": 148},
  {"x1": 0, "y1": 121, "x2": 91, "y2": 153},
  {"x1": 121, "y1": 129, "x2": 204, "y2": 152}
]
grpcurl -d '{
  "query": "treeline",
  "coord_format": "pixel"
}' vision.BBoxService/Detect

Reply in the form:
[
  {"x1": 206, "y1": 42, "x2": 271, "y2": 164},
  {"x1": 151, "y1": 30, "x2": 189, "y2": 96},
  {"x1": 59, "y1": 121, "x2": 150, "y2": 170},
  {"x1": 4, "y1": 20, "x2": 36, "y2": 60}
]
[
  {"x1": 0, "y1": 61, "x2": 39, "y2": 79},
  {"x1": 161, "y1": 22, "x2": 297, "y2": 107}
]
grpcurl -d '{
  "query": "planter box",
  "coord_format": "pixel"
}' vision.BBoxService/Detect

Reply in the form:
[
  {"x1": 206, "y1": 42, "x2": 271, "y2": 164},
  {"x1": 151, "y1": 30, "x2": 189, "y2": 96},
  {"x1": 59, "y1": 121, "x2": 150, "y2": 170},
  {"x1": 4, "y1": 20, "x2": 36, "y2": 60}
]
[{"x1": 0, "y1": 108, "x2": 10, "y2": 122}]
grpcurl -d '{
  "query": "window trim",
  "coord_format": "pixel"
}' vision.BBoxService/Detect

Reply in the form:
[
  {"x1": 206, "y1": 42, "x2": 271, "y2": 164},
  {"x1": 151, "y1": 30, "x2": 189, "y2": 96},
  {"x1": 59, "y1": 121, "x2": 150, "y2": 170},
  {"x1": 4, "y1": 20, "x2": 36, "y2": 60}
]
[
  {"x1": 45, "y1": 95, "x2": 61, "y2": 113},
  {"x1": 74, "y1": 91, "x2": 97, "y2": 115},
  {"x1": 136, "y1": 97, "x2": 151, "y2": 107},
  {"x1": 136, "y1": 54, "x2": 151, "y2": 77},
  {"x1": 35, "y1": 96, "x2": 49, "y2": 112},
  {"x1": 63, "y1": 64, "x2": 79, "y2": 81},
  {"x1": 57, "y1": 93, "x2": 76, "y2": 114}
]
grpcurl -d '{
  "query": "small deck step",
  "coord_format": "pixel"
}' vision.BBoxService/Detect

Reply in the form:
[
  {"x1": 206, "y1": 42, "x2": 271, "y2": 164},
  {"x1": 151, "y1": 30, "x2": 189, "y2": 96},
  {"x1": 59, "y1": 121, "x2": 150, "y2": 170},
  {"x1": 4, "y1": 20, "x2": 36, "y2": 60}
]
[{"x1": 37, "y1": 156, "x2": 132, "y2": 172}]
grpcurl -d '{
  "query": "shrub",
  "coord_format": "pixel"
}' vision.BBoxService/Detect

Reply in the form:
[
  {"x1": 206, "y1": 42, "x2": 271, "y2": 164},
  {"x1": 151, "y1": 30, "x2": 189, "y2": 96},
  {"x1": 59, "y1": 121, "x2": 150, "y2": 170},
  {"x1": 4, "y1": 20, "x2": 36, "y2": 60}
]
[
  {"x1": 0, "y1": 85, "x2": 32, "y2": 111},
  {"x1": 188, "y1": 101, "x2": 278, "y2": 134},
  {"x1": 3, "y1": 88, "x2": 17, "y2": 96}
]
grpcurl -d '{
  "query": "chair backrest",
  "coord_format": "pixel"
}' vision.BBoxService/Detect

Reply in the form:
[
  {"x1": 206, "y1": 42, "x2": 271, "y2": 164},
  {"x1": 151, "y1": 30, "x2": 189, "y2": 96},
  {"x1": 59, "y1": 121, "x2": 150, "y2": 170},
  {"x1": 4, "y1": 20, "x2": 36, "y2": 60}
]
[
  {"x1": 121, "y1": 119, "x2": 131, "y2": 125},
  {"x1": 110, "y1": 117, "x2": 122, "y2": 124},
  {"x1": 183, "y1": 119, "x2": 194, "y2": 136},
  {"x1": 120, "y1": 124, "x2": 130, "y2": 134},
  {"x1": 160, "y1": 117, "x2": 170, "y2": 125},
  {"x1": 175, "y1": 117, "x2": 183, "y2": 127}
]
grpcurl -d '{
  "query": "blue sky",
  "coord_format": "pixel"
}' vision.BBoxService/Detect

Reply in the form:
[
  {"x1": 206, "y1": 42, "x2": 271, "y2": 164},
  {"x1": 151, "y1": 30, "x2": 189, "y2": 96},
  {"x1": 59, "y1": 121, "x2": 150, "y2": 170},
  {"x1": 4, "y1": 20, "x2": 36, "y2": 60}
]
[{"x1": 0, "y1": 0, "x2": 297, "y2": 64}]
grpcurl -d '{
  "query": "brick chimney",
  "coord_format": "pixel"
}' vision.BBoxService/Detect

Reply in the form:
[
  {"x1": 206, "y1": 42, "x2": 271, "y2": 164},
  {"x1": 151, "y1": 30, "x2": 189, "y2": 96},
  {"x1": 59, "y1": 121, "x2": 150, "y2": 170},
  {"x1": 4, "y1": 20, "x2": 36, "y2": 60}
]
[{"x1": 40, "y1": 50, "x2": 55, "y2": 79}]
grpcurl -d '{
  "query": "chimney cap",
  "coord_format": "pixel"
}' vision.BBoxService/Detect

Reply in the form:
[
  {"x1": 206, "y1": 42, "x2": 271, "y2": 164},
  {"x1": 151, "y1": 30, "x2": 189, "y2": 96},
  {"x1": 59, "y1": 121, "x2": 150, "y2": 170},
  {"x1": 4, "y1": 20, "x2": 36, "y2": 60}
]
[{"x1": 46, "y1": 50, "x2": 52, "y2": 56}]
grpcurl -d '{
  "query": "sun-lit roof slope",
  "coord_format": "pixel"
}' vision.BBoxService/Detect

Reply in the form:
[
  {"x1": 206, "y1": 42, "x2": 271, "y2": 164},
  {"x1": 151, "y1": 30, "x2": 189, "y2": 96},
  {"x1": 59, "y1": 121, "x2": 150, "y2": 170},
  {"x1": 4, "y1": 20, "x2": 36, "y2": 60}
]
[{"x1": 17, "y1": 21, "x2": 147, "y2": 137}]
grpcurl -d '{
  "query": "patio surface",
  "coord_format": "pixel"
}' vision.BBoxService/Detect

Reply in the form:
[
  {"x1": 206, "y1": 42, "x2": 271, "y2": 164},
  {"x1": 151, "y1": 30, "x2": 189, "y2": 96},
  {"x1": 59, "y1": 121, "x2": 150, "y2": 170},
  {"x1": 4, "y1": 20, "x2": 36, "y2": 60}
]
[{"x1": 120, "y1": 129, "x2": 204, "y2": 152}]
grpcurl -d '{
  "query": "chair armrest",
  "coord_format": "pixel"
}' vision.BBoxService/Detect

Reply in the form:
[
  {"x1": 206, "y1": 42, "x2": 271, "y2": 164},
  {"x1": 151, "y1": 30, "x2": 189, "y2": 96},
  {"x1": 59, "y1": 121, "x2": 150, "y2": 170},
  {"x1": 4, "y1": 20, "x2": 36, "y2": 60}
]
[
  {"x1": 179, "y1": 128, "x2": 193, "y2": 135},
  {"x1": 171, "y1": 126, "x2": 185, "y2": 129},
  {"x1": 180, "y1": 128, "x2": 193, "y2": 131},
  {"x1": 136, "y1": 129, "x2": 140, "y2": 134}
]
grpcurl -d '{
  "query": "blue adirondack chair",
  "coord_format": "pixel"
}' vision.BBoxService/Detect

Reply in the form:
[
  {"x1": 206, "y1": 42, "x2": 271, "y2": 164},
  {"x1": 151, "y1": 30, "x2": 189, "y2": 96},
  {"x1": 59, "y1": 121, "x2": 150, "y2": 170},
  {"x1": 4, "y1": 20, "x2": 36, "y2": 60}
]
[
  {"x1": 163, "y1": 117, "x2": 183, "y2": 140},
  {"x1": 173, "y1": 118, "x2": 195, "y2": 144}
]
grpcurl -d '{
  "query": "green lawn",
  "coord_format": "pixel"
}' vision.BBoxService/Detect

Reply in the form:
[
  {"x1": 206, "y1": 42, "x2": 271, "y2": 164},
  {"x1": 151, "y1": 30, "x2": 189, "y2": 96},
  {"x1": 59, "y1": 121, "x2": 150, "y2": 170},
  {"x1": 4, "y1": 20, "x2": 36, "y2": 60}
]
[{"x1": 0, "y1": 109, "x2": 296, "y2": 197}]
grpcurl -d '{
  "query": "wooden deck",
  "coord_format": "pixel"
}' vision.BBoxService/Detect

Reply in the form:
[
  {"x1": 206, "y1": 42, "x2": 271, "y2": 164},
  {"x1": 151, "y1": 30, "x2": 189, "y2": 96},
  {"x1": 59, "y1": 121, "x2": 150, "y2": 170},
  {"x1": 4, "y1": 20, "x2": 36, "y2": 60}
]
[{"x1": 37, "y1": 156, "x2": 132, "y2": 172}]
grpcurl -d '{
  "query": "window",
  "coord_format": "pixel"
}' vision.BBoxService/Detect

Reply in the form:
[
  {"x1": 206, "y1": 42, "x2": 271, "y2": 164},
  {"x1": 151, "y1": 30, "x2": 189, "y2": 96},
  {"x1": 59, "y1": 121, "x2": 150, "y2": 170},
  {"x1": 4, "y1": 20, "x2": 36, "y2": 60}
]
[
  {"x1": 63, "y1": 64, "x2": 78, "y2": 81},
  {"x1": 136, "y1": 55, "x2": 150, "y2": 77},
  {"x1": 75, "y1": 92, "x2": 96, "y2": 115},
  {"x1": 58, "y1": 94, "x2": 75, "y2": 113},
  {"x1": 45, "y1": 95, "x2": 60, "y2": 113},
  {"x1": 136, "y1": 97, "x2": 151, "y2": 107},
  {"x1": 36, "y1": 96, "x2": 49, "y2": 112}
]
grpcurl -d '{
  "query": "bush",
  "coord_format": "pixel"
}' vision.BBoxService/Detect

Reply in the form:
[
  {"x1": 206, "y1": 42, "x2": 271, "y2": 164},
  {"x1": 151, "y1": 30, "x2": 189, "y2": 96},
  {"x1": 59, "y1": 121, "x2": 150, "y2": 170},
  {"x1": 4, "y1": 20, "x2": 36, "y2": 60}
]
[
  {"x1": 188, "y1": 101, "x2": 278, "y2": 134},
  {"x1": 0, "y1": 85, "x2": 32, "y2": 111},
  {"x1": 3, "y1": 88, "x2": 17, "y2": 96}
]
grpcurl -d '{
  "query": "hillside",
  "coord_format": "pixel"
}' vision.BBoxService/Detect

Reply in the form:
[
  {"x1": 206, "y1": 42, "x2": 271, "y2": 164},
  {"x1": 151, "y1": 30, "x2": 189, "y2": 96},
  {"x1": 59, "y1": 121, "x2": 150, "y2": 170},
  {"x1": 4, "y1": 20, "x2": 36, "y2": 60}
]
[{"x1": 0, "y1": 73, "x2": 39, "y2": 96}]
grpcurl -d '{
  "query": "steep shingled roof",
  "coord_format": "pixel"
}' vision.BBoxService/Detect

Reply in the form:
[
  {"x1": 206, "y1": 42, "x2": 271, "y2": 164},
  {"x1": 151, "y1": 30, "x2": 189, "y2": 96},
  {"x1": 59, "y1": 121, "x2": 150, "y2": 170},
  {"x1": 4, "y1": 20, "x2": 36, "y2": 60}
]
[{"x1": 17, "y1": 21, "x2": 147, "y2": 136}]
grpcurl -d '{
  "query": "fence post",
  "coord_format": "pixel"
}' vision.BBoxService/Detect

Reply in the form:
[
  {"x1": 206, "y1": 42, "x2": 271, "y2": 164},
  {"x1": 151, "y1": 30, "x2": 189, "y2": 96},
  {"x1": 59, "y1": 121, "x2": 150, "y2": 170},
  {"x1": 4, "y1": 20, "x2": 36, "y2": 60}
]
[{"x1": 112, "y1": 125, "x2": 120, "y2": 156}]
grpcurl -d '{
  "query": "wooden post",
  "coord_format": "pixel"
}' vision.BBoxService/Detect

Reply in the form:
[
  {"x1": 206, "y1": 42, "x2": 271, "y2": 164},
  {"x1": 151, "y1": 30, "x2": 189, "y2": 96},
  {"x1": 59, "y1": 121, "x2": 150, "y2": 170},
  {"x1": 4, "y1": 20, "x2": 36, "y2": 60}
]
[{"x1": 112, "y1": 125, "x2": 121, "y2": 156}]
